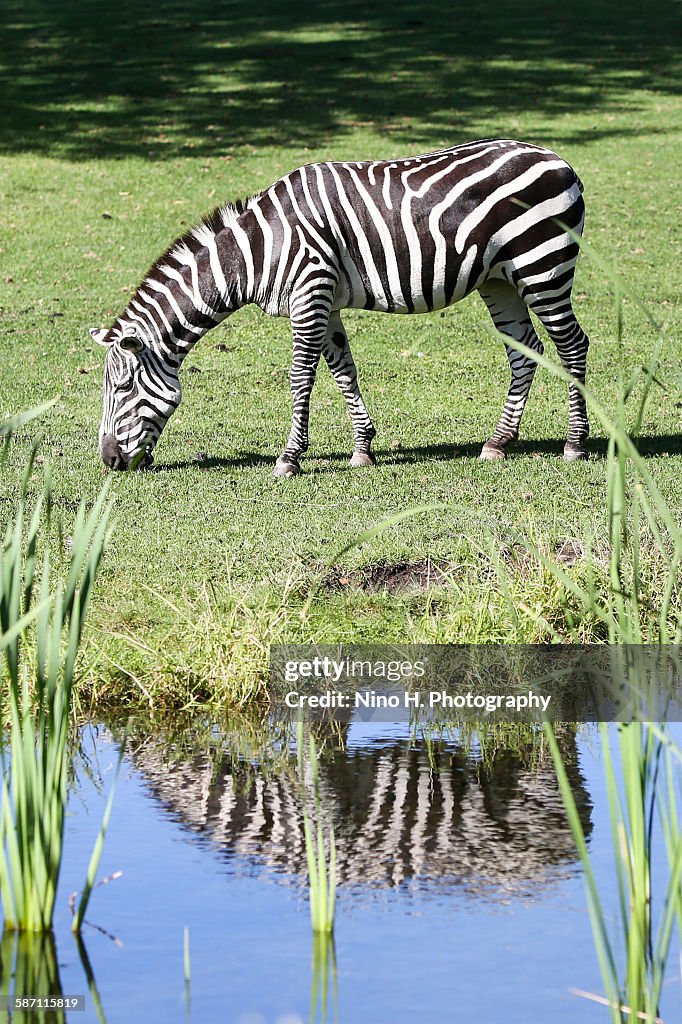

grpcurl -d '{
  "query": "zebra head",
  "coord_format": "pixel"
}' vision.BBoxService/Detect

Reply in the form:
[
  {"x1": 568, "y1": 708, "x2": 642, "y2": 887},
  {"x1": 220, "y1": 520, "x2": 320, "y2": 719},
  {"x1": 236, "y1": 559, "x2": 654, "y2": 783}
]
[{"x1": 91, "y1": 323, "x2": 182, "y2": 470}]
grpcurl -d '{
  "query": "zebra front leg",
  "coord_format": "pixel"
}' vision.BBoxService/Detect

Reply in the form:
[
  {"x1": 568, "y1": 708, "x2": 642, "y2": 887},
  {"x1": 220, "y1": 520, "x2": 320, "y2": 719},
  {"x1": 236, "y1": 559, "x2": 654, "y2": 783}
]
[
  {"x1": 274, "y1": 335, "x2": 324, "y2": 477},
  {"x1": 322, "y1": 312, "x2": 377, "y2": 468},
  {"x1": 478, "y1": 281, "x2": 544, "y2": 460}
]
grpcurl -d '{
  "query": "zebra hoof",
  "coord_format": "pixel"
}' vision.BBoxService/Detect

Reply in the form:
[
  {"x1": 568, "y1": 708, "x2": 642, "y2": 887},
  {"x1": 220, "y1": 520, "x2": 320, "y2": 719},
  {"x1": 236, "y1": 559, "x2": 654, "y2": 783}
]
[
  {"x1": 274, "y1": 459, "x2": 301, "y2": 478},
  {"x1": 563, "y1": 445, "x2": 589, "y2": 462},
  {"x1": 349, "y1": 452, "x2": 376, "y2": 468},
  {"x1": 479, "y1": 444, "x2": 506, "y2": 461},
  {"x1": 138, "y1": 449, "x2": 155, "y2": 471}
]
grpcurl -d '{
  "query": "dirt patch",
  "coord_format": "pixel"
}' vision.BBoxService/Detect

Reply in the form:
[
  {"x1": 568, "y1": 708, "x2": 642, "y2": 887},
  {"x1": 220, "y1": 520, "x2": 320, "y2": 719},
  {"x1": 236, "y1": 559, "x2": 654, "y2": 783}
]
[
  {"x1": 554, "y1": 539, "x2": 585, "y2": 566},
  {"x1": 499, "y1": 537, "x2": 588, "y2": 570},
  {"x1": 323, "y1": 538, "x2": 594, "y2": 597},
  {"x1": 325, "y1": 559, "x2": 452, "y2": 595}
]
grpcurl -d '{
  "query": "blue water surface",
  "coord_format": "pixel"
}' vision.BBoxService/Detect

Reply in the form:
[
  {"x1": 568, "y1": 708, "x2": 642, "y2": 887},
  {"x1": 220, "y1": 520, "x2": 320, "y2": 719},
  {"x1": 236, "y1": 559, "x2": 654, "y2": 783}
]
[{"x1": 4, "y1": 722, "x2": 681, "y2": 1024}]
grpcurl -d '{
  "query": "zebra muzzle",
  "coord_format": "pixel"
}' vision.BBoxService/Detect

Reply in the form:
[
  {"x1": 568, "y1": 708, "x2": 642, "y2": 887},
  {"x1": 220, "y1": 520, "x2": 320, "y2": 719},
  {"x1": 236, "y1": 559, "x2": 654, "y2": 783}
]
[
  {"x1": 101, "y1": 435, "x2": 156, "y2": 471},
  {"x1": 101, "y1": 433, "x2": 129, "y2": 470}
]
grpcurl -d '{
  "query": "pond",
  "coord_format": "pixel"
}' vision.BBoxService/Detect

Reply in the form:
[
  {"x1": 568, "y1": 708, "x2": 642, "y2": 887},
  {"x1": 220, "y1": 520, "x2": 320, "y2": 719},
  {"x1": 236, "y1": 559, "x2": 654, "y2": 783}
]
[{"x1": 1, "y1": 720, "x2": 681, "y2": 1024}]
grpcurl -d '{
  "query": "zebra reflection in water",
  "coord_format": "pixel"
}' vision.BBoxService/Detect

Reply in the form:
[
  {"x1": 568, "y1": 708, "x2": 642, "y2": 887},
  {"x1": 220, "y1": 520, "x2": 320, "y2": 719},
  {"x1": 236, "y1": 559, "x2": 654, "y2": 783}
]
[{"x1": 129, "y1": 726, "x2": 591, "y2": 898}]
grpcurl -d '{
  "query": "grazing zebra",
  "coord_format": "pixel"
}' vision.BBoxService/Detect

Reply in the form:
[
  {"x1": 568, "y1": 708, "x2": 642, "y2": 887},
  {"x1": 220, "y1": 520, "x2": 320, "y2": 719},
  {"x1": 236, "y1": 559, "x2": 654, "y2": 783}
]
[{"x1": 91, "y1": 138, "x2": 590, "y2": 474}]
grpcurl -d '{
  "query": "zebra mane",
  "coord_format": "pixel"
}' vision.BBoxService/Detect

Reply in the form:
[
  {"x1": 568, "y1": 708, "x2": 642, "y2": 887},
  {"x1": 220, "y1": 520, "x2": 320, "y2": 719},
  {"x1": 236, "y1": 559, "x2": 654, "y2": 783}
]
[
  {"x1": 144, "y1": 195, "x2": 261, "y2": 279},
  {"x1": 194, "y1": 197, "x2": 251, "y2": 237},
  {"x1": 192, "y1": 194, "x2": 265, "y2": 239}
]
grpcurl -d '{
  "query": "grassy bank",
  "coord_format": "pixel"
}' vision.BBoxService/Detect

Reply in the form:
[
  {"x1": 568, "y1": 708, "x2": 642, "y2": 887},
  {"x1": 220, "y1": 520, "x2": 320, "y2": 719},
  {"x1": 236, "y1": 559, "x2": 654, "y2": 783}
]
[{"x1": 1, "y1": 0, "x2": 681, "y2": 709}]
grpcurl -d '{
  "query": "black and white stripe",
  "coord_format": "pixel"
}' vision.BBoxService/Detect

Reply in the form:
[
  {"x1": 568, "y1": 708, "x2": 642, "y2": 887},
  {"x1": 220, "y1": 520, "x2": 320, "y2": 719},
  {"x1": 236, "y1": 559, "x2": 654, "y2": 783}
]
[
  {"x1": 91, "y1": 138, "x2": 590, "y2": 472},
  {"x1": 131, "y1": 730, "x2": 592, "y2": 892}
]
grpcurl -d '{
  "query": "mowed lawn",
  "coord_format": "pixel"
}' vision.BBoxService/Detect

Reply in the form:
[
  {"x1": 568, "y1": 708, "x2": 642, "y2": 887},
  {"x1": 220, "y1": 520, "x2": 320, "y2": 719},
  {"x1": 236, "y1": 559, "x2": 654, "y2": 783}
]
[{"x1": 1, "y1": 0, "x2": 680, "y2": 707}]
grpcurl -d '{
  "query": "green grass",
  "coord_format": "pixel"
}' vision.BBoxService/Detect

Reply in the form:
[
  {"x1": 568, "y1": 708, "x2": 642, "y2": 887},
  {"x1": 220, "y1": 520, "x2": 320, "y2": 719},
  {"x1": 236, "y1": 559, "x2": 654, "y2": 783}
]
[
  {"x1": 296, "y1": 721, "x2": 337, "y2": 935},
  {"x1": 546, "y1": 722, "x2": 682, "y2": 1023},
  {"x1": 0, "y1": 421, "x2": 115, "y2": 932},
  {"x1": 1, "y1": 0, "x2": 681, "y2": 708}
]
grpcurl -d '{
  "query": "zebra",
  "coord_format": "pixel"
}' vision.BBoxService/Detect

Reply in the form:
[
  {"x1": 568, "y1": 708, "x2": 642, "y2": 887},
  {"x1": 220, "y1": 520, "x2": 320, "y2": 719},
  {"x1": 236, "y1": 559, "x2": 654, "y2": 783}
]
[
  {"x1": 91, "y1": 138, "x2": 591, "y2": 475},
  {"x1": 130, "y1": 726, "x2": 591, "y2": 893}
]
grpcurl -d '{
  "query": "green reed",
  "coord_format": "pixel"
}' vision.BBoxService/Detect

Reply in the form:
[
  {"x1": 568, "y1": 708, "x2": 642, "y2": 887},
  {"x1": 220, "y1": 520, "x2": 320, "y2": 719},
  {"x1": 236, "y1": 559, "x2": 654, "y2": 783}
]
[
  {"x1": 310, "y1": 930, "x2": 338, "y2": 1024},
  {"x1": 0, "y1": 410, "x2": 115, "y2": 932},
  {"x1": 500, "y1": 222, "x2": 680, "y2": 644},
  {"x1": 546, "y1": 722, "x2": 682, "y2": 1023},
  {"x1": 296, "y1": 720, "x2": 337, "y2": 934}
]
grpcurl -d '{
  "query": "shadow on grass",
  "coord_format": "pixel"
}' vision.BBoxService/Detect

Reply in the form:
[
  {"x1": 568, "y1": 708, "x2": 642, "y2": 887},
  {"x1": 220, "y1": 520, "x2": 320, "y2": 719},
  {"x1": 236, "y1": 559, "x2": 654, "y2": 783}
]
[
  {"x1": 157, "y1": 452, "x2": 274, "y2": 472},
  {"x1": 374, "y1": 434, "x2": 682, "y2": 463},
  {"x1": 1, "y1": 0, "x2": 680, "y2": 161},
  {"x1": 157, "y1": 433, "x2": 682, "y2": 472}
]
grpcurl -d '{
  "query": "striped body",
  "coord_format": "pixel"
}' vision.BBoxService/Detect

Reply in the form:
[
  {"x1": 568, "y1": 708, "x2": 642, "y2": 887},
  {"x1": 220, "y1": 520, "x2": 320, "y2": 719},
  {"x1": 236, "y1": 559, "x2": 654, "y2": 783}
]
[{"x1": 92, "y1": 139, "x2": 590, "y2": 471}]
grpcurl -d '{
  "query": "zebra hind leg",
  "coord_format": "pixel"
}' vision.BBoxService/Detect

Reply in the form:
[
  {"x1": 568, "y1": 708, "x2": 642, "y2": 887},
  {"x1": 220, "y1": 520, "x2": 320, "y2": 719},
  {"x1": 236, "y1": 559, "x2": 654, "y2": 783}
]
[
  {"x1": 518, "y1": 283, "x2": 590, "y2": 461},
  {"x1": 478, "y1": 280, "x2": 544, "y2": 460},
  {"x1": 322, "y1": 313, "x2": 377, "y2": 468}
]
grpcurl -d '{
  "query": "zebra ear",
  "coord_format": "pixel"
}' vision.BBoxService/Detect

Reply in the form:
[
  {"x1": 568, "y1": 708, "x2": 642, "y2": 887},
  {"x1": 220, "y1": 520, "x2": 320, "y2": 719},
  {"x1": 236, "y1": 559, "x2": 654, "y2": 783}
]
[
  {"x1": 90, "y1": 328, "x2": 111, "y2": 346},
  {"x1": 118, "y1": 331, "x2": 144, "y2": 354}
]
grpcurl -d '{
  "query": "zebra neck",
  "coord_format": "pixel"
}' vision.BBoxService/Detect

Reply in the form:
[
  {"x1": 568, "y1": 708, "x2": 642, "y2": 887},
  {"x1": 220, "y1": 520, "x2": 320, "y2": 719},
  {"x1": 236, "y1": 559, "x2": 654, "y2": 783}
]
[
  {"x1": 135, "y1": 284, "x2": 213, "y2": 366},
  {"x1": 126, "y1": 218, "x2": 256, "y2": 366},
  {"x1": 169, "y1": 330, "x2": 208, "y2": 366},
  {"x1": 215, "y1": 221, "x2": 255, "y2": 310},
  {"x1": 133, "y1": 268, "x2": 232, "y2": 368}
]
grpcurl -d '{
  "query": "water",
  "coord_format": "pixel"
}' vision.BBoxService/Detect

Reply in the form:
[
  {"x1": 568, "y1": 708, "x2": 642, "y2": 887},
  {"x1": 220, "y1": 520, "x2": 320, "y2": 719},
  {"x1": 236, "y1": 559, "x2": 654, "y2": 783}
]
[{"x1": 2, "y1": 721, "x2": 681, "y2": 1023}]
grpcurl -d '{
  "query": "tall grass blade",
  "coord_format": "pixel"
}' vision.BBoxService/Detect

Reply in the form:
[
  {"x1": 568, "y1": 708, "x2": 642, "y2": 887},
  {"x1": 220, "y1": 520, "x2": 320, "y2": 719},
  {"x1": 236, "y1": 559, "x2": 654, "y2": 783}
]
[
  {"x1": 0, "y1": 399, "x2": 58, "y2": 438},
  {"x1": 544, "y1": 724, "x2": 621, "y2": 1022},
  {"x1": 547, "y1": 721, "x2": 682, "y2": 1022},
  {"x1": 0, "y1": 416, "x2": 115, "y2": 934},
  {"x1": 184, "y1": 926, "x2": 191, "y2": 984},
  {"x1": 296, "y1": 721, "x2": 337, "y2": 934},
  {"x1": 71, "y1": 738, "x2": 126, "y2": 933}
]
